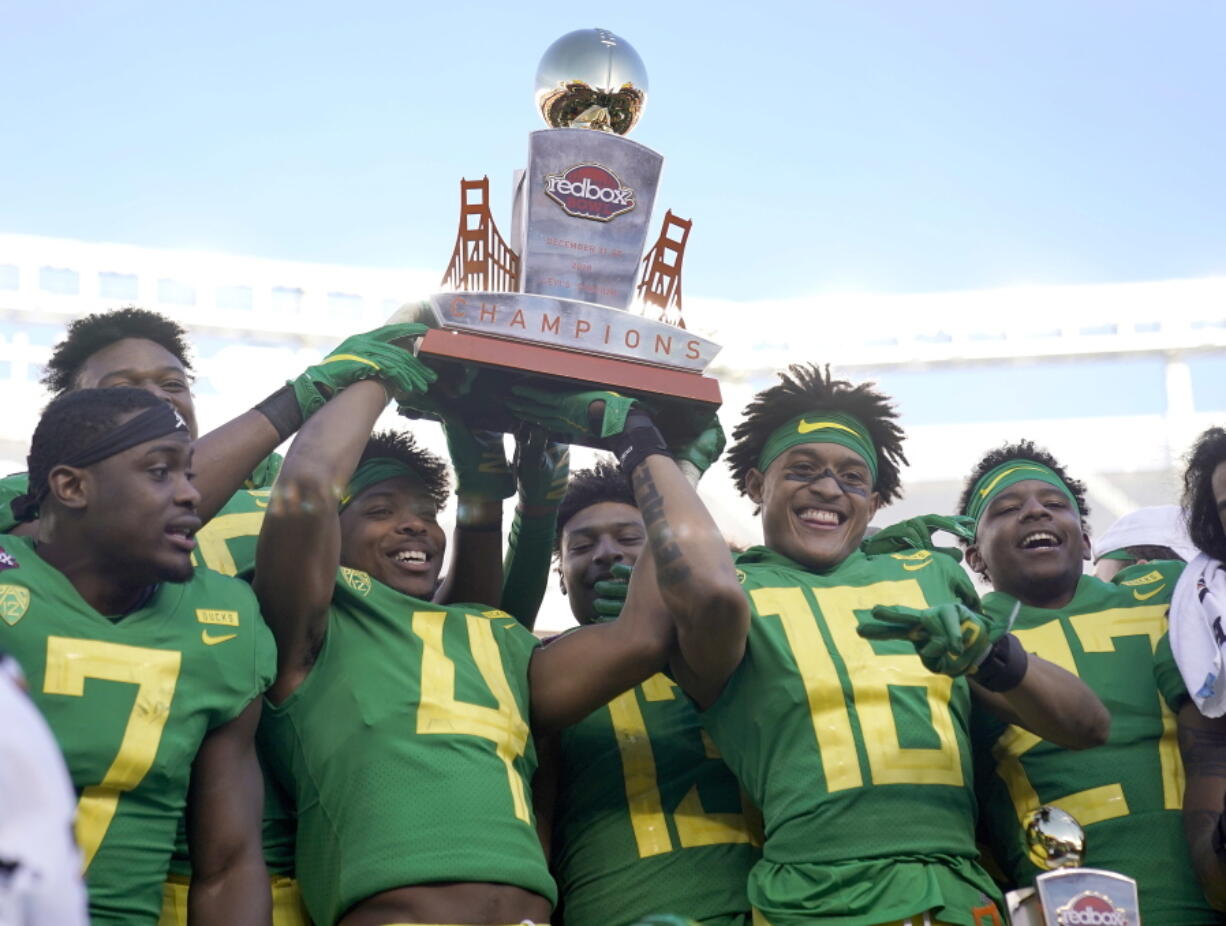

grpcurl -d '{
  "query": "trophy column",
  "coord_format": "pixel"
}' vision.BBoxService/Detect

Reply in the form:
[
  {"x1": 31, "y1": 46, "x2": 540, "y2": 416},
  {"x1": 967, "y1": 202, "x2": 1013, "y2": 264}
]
[{"x1": 395, "y1": 28, "x2": 722, "y2": 448}]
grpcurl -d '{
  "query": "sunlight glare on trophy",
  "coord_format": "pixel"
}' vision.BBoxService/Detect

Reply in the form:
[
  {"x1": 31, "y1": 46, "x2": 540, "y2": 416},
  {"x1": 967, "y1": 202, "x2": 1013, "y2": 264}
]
[
  {"x1": 535, "y1": 28, "x2": 648, "y2": 135},
  {"x1": 1024, "y1": 805, "x2": 1086, "y2": 871}
]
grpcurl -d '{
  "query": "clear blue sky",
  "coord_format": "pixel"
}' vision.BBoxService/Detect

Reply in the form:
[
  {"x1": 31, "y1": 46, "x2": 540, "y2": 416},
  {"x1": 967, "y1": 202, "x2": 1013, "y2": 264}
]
[{"x1": 3, "y1": 1, "x2": 1223, "y2": 301}]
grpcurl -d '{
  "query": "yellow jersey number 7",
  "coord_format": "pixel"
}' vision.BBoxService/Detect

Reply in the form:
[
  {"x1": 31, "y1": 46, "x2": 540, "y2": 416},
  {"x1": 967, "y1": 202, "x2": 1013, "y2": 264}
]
[{"x1": 42, "y1": 636, "x2": 181, "y2": 871}]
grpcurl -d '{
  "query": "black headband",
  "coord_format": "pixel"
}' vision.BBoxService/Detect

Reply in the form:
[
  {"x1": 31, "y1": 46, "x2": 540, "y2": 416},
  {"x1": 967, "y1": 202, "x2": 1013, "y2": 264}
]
[{"x1": 12, "y1": 403, "x2": 190, "y2": 523}]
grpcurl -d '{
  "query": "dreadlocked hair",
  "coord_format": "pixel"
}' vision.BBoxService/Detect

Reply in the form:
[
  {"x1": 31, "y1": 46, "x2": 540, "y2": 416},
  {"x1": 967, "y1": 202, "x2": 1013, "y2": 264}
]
[
  {"x1": 358, "y1": 430, "x2": 450, "y2": 510},
  {"x1": 957, "y1": 439, "x2": 1090, "y2": 528},
  {"x1": 26, "y1": 388, "x2": 165, "y2": 509},
  {"x1": 42, "y1": 307, "x2": 193, "y2": 395},
  {"x1": 554, "y1": 458, "x2": 637, "y2": 555},
  {"x1": 1182, "y1": 426, "x2": 1226, "y2": 562},
  {"x1": 726, "y1": 363, "x2": 907, "y2": 511}
]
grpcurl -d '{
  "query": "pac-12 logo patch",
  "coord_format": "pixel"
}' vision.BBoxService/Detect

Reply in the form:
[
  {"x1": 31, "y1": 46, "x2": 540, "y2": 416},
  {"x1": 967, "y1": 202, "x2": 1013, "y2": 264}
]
[
  {"x1": 543, "y1": 163, "x2": 635, "y2": 221},
  {"x1": 340, "y1": 567, "x2": 371, "y2": 596},
  {"x1": 0, "y1": 584, "x2": 30, "y2": 626},
  {"x1": 1056, "y1": 891, "x2": 1129, "y2": 925}
]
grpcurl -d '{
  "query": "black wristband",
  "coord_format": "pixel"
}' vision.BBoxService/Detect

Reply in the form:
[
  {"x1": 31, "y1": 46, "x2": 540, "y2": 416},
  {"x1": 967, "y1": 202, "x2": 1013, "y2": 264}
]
[
  {"x1": 1213, "y1": 810, "x2": 1226, "y2": 859},
  {"x1": 254, "y1": 384, "x2": 304, "y2": 442},
  {"x1": 972, "y1": 632, "x2": 1029, "y2": 692},
  {"x1": 602, "y1": 406, "x2": 672, "y2": 476}
]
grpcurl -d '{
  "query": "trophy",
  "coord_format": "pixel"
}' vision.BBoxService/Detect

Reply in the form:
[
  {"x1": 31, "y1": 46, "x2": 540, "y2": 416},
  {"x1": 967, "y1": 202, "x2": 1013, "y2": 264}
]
[
  {"x1": 1006, "y1": 805, "x2": 1141, "y2": 925},
  {"x1": 392, "y1": 28, "x2": 722, "y2": 447}
]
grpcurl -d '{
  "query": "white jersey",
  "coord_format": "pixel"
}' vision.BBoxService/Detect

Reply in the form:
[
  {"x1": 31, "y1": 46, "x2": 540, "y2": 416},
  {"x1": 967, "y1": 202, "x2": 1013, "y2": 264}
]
[{"x1": 0, "y1": 663, "x2": 88, "y2": 926}]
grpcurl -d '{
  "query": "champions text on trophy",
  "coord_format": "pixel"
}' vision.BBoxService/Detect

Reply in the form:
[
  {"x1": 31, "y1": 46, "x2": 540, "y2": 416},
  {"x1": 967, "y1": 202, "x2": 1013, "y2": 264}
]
[{"x1": 393, "y1": 27, "x2": 722, "y2": 447}]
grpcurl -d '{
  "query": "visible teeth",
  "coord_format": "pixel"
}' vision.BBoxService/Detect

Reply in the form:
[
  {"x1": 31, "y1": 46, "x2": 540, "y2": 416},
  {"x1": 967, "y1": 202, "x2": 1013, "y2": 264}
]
[
  {"x1": 1022, "y1": 531, "x2": 1059, "y2": 549},
  {"x1": 395, "y1": 550, "x2": 427, "y2": 563},
  {"x1": 799, "y1": 508, "x2": 840, "y2": 525}
]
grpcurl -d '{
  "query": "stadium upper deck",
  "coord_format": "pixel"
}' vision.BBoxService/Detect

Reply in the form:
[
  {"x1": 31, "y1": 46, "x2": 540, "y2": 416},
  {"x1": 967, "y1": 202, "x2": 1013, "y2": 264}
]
[{"x1": 1, "y1": 231, "x2": 1223, "y2": 562}]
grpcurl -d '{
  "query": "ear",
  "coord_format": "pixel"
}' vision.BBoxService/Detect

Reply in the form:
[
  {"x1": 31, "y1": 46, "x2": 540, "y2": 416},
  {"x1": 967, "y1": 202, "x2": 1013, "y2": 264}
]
[
  {"x1": 867, "y1": 491, "x2": 881, "y2": 520},
  {"x1": 1080, "y1": 529, "x2": 1092, "y2": 561},
  {"x1": 965, "y1": 544, "x2": 988, "y2": 578},
  {"x1": 46, "y1": 465, "x2": 89, "y2": 511},
  {"x1": 745, "y1": 468, "x2": 765, "y2": 506},
  {"x1": 556, "y1": 562, "x2": 567, "y2": 596}
]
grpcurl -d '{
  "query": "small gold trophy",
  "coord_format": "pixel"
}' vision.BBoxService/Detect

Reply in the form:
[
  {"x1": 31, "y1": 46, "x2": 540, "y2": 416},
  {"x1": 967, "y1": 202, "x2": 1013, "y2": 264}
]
[
  {"x1": 394, "y1": 28, "x2": 721, "y2": 446},
  {"x1": 1006, "y1": 806, "x2": 1141, "y2": 925}
]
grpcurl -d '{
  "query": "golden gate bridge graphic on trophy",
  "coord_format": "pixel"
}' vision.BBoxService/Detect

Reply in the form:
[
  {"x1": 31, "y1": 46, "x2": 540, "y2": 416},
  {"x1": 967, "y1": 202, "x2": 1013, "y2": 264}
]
[
  {"x1": 439, "y1": 176, "x2": 692, "y2": 328},
  {"x1": 395, "y1": 27, "x2": 721, "y2": 447}
]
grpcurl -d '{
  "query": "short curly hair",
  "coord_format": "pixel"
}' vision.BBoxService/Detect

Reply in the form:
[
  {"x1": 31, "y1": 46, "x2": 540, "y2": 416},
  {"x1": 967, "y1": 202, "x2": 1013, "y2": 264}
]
[
  {"x1": 358, "y1": 430, "x2": 451, "y2": 510},
  {"x1": 957, "y1": 439, "x2": 1090, "y2": 527},
  {"x1": 554, "y1": 458, "x2": 638, "y2": 555},
  {"x1": 1182, "y1": 426, "x2": 1226, "y2": 562},
  {"x1": 42, "y1": 307, "x2": 193, "y2": 396},
  {"x1": 726, "y1": 363, "x2": 907, "y2": 511}
]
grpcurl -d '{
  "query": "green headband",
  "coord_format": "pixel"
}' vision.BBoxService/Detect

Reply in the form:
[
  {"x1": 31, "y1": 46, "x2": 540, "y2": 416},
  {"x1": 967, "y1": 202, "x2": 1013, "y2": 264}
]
[
  {"x1": 341, "y1": 457, "x2": 420, "y2": 510},
  {"x1": 965, "y1": 460, "x2": 1080, "y2": 526},
  {"x1": 758, "y1": 410, "x2": 878, "y2": 482},
  {"x1": 1098, "y1": 549, "x2": 1135, "y2": 562}
]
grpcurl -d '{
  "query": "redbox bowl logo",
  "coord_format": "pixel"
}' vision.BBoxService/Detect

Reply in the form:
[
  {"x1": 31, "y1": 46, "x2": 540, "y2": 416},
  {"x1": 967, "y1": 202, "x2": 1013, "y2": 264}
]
[
  {"x1": 543, "y1": 163, "x2": 635, "y2": 222},
  {"x1": 1056, "y1": 892, "x2": 1130, "y2": 926}
]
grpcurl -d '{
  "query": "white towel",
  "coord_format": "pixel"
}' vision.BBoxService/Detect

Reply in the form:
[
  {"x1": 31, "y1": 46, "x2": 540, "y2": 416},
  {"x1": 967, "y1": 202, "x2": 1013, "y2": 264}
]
[
  {"x1": 1092, "y1": 504, "x2": 1199, "y2": 562},
  {"x1": 1170, "y1": 552, "x2": 1226, "y2": 717}
]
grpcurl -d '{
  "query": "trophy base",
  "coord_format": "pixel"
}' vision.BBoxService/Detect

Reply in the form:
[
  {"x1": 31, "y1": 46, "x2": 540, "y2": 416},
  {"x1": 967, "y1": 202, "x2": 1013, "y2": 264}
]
[{"x1": 409, "y1": 327, "x2": 721, "y2": 450}]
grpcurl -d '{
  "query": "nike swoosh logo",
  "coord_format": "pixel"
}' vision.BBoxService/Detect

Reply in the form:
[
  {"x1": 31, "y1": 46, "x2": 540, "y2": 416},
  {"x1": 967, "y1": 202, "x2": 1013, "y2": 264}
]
[
  {"x1": 1132, "y1": 585, "x2": 1166, "y2": 601},
  {"x1": 797, "y1": 419, "x2": 861, "y2": 437},
  {"x1": 202, "y1": 630, "x2": 237, "y2": 646},
  {"x1": 902, "y1": 560, "x2": 934, "y2": 571}
]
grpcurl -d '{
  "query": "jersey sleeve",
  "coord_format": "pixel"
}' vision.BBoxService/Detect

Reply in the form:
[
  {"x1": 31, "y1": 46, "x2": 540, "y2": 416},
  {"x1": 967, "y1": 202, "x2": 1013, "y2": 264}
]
[
  {"x1": 0, "y1": 472, "x2": 30, "y2": 534},
  {"x1": 1153, "y1": 630, "x2": 1189, "y2": 713}
]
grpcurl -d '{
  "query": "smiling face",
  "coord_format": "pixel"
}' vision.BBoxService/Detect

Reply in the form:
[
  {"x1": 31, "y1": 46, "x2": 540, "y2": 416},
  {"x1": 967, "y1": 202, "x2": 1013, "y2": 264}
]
[
  {"x1": 967, "y1": 477, "x2": 1089, "y2": 608},
  {"x1": 77, "y1": 428, "x2": 201, "y2": 584},
  {"x1": 747, "y1": 443, "x2": 880, "y2": 571},
  {"x1": 559, "y1": 501, "x2": 646, "y2": 624},
  {"x1": 75, "y1": 338, "x2": 198, "y2": 438},
  {"x1": 338, "y1": 475, "x2": 447, "y2": 600}
]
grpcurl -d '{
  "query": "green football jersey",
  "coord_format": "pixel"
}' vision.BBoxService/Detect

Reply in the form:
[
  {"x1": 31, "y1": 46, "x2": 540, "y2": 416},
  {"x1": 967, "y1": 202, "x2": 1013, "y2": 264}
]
[
  {"x1": 191, "y1": 487, "x2": 271, "y2": 579},
  {"x1": 702, "y1": 546, "x2": 1001, "y2": 926},
  {"x1": 973, "y1": 562, "x2": 1225, "y2": 924},
  {"x1": 0, "y1": 471, "x2": 27, "y2": 533},
  {"x1": 0, "y1": 534, "x2": 276, "y2": 924},
  {"x1": 166, "y1": 484, "x2": 293, "y2": 882},
  {"x1": 260, "y1": 566, "x2": 557, "y2": 925},
  {"x1": 554, "y1": 671, "x2": 760, "y2": 926}
]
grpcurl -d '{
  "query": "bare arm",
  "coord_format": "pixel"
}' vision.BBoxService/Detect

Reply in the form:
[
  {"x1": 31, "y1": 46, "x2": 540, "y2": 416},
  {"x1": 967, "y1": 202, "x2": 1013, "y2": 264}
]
[
  {"x1": 530, "y1": 552, "x2": 673, "y2": 732},
  {"x1": 631, "y1": 455, "x2": 749, "y2": 709},
  {"x1": 254, "y1": 380, "x2": 389, "y2": 701},
  {"x1": 192, "y1": 409, "x2": 286, "y2": 522},
  {"x1": 1178, "y1": 701, "x2": 1226, "y2": 911},
  {"x1": 186, "y1": 699, "x2": 270, "y2": 926},
  {"x1": 972, "y1": 654, "x2": 1111, "y2": 749}
]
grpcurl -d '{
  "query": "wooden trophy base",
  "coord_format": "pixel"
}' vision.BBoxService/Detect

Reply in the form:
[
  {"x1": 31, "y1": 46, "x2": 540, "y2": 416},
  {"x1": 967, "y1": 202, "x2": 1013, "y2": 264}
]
[{"x1": 408, "y1": 327, "x2": 721, "y2": 449}]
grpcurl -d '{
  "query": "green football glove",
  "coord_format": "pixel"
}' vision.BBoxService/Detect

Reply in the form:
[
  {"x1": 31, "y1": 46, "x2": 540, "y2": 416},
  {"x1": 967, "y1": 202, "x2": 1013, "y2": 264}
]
[
  {"x1": 856, "y1": 602, "x2": 1004, "y2": 677},
  {"x1": 861, "y1": 514, "x2": 976, "y2": 563},
  {"x1": 505, "y1": 385, "x2": 637, "y2": 441},
  {"x1": 670, "y1": 414, "x2": 725, "y2": 480},
  {"x1": 442, "y1": 417, "x2": 514, "y2": 501},
  {"x1": 290, "y1": 323, "x2": 436, "y2": 416},
  {"x1": 513, "y1": 428, "x2": 570, "y2": 509},
  {"x1": 592, "y1": 562, "x2": 632, "y2": 620}
]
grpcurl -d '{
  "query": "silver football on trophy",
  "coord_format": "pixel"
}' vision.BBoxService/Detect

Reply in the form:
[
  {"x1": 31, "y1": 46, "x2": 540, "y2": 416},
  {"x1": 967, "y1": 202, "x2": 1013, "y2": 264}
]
[
  {"x1": 1024, "y1": 805, "x2": 1086, "y2": 870},
  {"x1": 535, "y1": 28, "x2": 648, "y2": 135}
]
